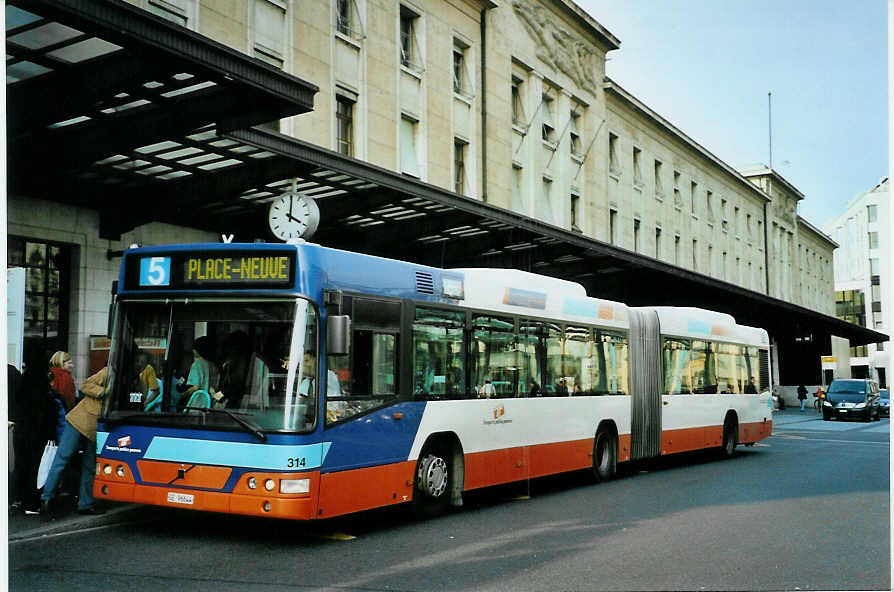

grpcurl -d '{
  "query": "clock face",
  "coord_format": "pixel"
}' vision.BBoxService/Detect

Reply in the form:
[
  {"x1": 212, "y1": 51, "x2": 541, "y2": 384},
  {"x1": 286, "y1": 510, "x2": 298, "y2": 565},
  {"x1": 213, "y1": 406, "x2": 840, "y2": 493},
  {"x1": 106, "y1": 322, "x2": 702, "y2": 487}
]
[{"x1": 268, "y1": 192, "x2": 320, "y2": 241}]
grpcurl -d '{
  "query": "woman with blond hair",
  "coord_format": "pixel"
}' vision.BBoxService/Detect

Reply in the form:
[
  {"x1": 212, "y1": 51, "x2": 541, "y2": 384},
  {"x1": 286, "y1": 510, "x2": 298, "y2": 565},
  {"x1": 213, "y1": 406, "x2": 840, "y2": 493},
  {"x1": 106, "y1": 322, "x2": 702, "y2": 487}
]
[{"x1": 40, "y1": 366, "x2": 108, "y2": 519}]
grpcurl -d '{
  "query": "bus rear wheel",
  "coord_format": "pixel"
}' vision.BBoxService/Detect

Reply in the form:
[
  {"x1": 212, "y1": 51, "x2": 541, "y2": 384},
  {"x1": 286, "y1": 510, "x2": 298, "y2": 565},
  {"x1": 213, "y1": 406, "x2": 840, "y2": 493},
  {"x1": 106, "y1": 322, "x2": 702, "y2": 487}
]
[
  {"x1": 592, "y1": 430, "x2": 617, "y2": 482},
  {"x1": 720, "y1": 418, "x2": 738, "y2": 459},
  {"x1": 413, "y1": 449, "x2": 451, "y2": 518}
]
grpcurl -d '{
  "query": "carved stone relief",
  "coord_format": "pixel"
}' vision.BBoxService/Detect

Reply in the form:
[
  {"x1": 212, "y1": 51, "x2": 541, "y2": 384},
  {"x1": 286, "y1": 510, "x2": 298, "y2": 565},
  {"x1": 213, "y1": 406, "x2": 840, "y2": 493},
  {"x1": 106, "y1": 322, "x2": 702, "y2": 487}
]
[{"x1": 512, "y1": 0, "x2": 600, "y2": 95}]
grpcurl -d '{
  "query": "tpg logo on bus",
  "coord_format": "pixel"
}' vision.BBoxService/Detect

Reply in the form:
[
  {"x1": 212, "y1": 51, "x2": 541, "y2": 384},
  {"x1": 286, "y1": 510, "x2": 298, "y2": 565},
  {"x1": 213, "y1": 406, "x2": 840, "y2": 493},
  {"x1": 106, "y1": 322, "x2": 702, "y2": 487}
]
[{"x1": 483, "y1": 404, "x2": 512, "y2": 425}]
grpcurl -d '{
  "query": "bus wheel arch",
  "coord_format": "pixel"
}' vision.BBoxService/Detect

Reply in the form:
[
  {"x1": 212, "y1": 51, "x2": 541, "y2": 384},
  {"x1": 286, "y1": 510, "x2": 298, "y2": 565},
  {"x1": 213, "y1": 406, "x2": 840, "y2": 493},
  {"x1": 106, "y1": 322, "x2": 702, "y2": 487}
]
[
  {"x1": 593, "y1": 420, "x2": 618, "y2": 482},
  {"x1": 413, "y1": 432, "x2": 464, "y2": 518},
  {"x1": 720, "y1": 411, "x2": 738, "y2": 458}
]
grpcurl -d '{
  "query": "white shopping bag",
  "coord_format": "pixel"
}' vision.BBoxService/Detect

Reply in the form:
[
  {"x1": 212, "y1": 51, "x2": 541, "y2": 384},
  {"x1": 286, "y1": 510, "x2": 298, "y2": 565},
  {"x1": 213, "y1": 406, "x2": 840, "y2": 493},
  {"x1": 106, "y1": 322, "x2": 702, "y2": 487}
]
[{"x1": 36, "y1": 440, "x2": 58, "y2": 489}]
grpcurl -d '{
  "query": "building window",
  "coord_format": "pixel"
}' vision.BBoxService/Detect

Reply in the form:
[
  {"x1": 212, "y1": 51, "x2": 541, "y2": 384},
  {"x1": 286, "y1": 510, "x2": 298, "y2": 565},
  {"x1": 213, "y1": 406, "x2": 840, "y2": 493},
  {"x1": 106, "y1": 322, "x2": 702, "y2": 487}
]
[
  {"x1": 692, "y1": 239, "x2": 698, "y2": 271},
  {"x1": 868, "y1": 231, "x2": 879, "y2": 249},
  {"x1": 673, "y1": 171, "x2": 681, "y2": 207},
  {"x1": 539, "y1": 178, "x2": 554, "y2": 223},
  {"x1": 868, "y1": 204, "x2": 878, "y2": 223},
  {"x1": 7, "y1": 237, "x2": 71, "y2": 357},
  {"x1": 706, "y1": 190, "x2": 714, "y2": 221},
  {"x1": 399, "y1": 5, "x2": 422, "y2": 72},
  {"x1": 254, "y1": 0, "x2": 286, "y2": 131},
  {"x1": 541, "y1": 93, "x2": 556, "y2": 144},
  {"x1": 453, "y1": 39, "x2": 472, "y2": 97},
  {"x1": 609, "y1": 208, "x2": 618, "y2": 245},
  {"x1": 708, "y1": 245, "x2": 713, "y2": 275},
  {"x1": 674, "y1": 235, "x2": 680, "y2": 266},
  {"x1": 746, "y1": 213, "x2": 752, "y2": 237},
  {"x1": 511, "y1": 76, "x2": 525, "y2": 127},
  {"x1": 835, "y1": 289, "x2": 866, "y2": 327},
  {"x1": 873, "y1": 310, "x2": 883, "y2": 329},
  {"x1": 721, "y1": 198, "x2": 728, "y2": 231},
  {"x1": 634, "y1": 218, "x2": 641, "y2": 252},
  {"x1": 453, "y1": 139, "x2": 466, "y2": 195},
  {"x1": 511, "y1": 165, "x2": 524, "y2": 213},
  {"x1": 399, "y1": 115, "x2": 419, "y2": 177},
  {"x1": 632, "y1": 147, "x2": 643, "y2": 187},
  {"x1": 254, "y1": 0, "x2": 286, "y2": 68},
  {"x1": 146, "y1": 0, "x2": 192, "y2": 26},
  {"x1": 690, "y1": 181, "x2": 697, "y2": 214},
  {"x1": 654, "y1": 160, "x2": 664, "y2": 197},
  {"x1": 870, "y1": 258, "x2": 880, "y2": 275},
  {"x1": 336, "y1": 95, "x2": 355, "y2": 157},
  {"x1": 608, "y1": 133, "x2": 619, "y2": 175},
  {"x1": 570, "y1": 110, "x2": 582, "y2": 157},
  {"x1": 734, "y1": 206, "x2": 740, "y2": 236},
  {"x1": 655, "y1": 227, "x2": 662, "y2": 259},
  {"x1": 335, "y1": 0, "x2": 364, "y2": 39},
  {"x1": 570, "y1": 193, "x2": 581, "y2": 232}
]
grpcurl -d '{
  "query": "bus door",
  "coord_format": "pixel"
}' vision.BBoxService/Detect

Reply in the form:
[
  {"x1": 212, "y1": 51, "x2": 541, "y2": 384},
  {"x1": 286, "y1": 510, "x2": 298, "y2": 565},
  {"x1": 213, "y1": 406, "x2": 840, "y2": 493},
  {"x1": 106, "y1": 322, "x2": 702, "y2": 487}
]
[
  {"x1": 628, "y1": 309, "x2": 661, "y2": 460},
  {"x1": 317, "y1": 296, "x2": 415, "y2": 517}
]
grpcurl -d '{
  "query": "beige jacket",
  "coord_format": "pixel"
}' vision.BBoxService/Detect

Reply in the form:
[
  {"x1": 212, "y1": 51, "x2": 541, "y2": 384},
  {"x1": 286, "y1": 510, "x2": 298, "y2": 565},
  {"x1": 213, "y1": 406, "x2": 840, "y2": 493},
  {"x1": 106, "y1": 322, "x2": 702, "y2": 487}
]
[{"x1": 66, "y1": 367, "x2": 107, "y2": 441}]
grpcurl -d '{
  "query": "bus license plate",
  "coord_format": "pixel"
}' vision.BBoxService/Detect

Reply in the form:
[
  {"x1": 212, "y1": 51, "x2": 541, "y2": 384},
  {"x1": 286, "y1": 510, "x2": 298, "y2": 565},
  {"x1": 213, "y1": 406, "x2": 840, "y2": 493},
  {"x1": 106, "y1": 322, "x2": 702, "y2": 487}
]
[{"x1": 167, "y1": 492, "x2": 194, "y2": 505}]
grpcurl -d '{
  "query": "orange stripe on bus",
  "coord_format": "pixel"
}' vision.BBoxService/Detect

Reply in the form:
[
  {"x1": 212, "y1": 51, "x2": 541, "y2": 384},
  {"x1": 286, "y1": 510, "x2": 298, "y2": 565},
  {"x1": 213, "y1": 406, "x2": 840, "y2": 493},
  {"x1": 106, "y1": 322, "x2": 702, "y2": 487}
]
[
  {"x1": 318, "y1": 461, "x2": 416, "y2": 519},
  {"x1": 137, "y1": 460, "x2": 232, "y2": 489}
]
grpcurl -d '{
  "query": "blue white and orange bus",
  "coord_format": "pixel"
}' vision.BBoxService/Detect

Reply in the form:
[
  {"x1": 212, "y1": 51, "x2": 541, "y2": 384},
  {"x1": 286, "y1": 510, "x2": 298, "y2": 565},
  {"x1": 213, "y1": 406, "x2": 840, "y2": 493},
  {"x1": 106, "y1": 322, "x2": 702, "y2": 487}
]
[{"x1": 94, "y1": 241, "x2": 773, "y2": 520}]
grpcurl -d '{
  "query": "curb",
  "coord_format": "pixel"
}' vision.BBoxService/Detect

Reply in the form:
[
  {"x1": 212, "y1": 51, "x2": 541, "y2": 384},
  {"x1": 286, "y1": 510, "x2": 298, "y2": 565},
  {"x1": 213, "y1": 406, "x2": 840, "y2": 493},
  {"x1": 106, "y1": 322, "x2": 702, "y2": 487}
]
[{"x1": 8, "y1": 504, "x2": 140, "y2": 543}]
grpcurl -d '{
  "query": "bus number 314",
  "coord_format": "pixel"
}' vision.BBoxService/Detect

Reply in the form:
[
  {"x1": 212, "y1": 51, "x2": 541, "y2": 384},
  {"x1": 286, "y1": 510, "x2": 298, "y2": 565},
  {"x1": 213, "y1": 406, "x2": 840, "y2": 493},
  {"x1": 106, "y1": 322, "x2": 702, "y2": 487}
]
[{"x1": 287, "y1": 457, "x2": 307, "y2": 468}]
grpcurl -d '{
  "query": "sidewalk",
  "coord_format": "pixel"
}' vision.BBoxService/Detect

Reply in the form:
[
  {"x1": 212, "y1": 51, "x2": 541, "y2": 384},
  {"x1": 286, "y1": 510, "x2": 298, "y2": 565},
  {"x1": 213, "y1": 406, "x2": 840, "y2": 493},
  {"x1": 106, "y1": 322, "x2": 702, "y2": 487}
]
[
  {"x1": 8, "y1": 501, "x2": 137, "y2": 542},
  {"x1": 772, "y1": 405, "x2": 827, "y2": 426}
]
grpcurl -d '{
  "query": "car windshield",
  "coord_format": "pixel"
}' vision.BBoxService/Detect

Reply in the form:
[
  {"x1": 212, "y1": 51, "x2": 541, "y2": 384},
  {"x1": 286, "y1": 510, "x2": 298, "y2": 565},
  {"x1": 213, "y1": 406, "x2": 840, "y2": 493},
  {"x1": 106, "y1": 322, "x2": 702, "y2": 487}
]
[
  {"x1": 104, "y1": 298, "x2": 318, "y2": 432},
  {"x1": 827, "y1": 380, "x2": 868, "y2": 395}
]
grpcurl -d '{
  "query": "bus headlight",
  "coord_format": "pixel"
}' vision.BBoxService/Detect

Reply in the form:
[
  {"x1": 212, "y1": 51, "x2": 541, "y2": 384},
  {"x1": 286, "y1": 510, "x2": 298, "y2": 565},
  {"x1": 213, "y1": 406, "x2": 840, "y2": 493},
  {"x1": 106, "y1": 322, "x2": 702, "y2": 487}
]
[
  {"x1": 116, "y1": 465, "x2": 126, "y2": 478},
  {"x1": 247, "y1": 477, "x2": 257, "y2": 489},
  {"x1": 280, "y1": 478, "x2": 310, "y2": 494},
  {"x1": 264, "y1": 479, "x2": 276, "y2": 491},
  {"x1": 103, "y1": 464, "x2": 112, "y2": 475}
]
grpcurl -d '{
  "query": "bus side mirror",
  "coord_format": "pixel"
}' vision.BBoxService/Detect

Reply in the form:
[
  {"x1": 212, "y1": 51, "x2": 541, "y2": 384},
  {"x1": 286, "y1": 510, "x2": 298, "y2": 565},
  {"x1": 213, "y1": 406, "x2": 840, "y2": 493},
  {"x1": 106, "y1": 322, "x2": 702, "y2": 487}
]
[{"x1": 327, "y1": 315, "x2": 351, "y2": 356}]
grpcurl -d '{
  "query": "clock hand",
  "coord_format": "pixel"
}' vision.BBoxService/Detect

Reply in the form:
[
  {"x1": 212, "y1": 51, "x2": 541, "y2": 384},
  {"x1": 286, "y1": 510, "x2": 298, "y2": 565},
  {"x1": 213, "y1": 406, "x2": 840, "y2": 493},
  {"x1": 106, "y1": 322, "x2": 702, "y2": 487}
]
[{"x1": 286, "y1": 213, "x2": 303, "y2": 223}]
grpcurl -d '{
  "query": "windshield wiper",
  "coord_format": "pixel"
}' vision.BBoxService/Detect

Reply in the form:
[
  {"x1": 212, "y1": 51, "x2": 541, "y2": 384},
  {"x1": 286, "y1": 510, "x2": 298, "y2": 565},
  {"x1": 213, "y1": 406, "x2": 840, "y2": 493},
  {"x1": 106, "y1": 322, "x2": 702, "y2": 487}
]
[{"x1": 183, "y1": 406, "x2": 267, "y2": 441}]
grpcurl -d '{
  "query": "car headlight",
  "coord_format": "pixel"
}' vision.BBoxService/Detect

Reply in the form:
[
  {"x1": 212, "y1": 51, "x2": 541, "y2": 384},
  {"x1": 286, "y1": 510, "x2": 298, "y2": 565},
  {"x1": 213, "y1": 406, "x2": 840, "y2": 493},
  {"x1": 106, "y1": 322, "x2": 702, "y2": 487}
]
[
  {"x1": 823, "y1": 400, "x2": 832, "y2": 407},
  {"x1": 855, "y1": 402, "x2": 866, "y2": 409}
]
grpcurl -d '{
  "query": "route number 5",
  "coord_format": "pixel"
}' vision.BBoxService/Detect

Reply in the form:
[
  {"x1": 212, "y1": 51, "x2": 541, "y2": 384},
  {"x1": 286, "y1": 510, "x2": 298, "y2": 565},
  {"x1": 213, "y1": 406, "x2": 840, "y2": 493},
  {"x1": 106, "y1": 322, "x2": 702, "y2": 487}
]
[{"x1": 140, "y1": 257, "x2": 171, "y2": 287}]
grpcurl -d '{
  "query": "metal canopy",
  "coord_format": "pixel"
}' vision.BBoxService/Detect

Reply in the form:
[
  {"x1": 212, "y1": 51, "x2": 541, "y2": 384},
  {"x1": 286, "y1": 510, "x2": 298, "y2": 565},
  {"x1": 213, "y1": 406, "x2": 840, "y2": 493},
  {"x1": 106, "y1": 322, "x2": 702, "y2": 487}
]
[
  {"x1": 5, "y1": 0, "x2": 885, "y2": 371},
  {"x1": 6, "y1": 0, "x2": 318, "y2": 237}
]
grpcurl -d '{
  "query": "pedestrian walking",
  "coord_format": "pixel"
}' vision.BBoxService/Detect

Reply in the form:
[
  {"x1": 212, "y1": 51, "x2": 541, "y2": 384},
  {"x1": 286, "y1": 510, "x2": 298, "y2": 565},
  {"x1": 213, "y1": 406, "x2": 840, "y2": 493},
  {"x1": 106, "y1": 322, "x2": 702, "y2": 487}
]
[
  {"x1": 797, "y1": 384, "x2": 807, "y2": 412},
  {"x1": 14, "y1": 346, "x2": 58, "y2": 515},
  {"x1": 39, "y1": 367, "x2": 108, "y2": 520}
]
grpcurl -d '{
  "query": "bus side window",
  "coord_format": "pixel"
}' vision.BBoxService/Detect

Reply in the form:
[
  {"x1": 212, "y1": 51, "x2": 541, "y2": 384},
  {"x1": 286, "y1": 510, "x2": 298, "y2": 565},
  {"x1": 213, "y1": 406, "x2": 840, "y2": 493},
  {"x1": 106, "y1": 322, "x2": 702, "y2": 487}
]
[
  {"x1": 326, "y1": 297, "x2": 400, "y2": 425},
  {"x1": 413, "y1": 308, "x2": 465, "y2": 399}
]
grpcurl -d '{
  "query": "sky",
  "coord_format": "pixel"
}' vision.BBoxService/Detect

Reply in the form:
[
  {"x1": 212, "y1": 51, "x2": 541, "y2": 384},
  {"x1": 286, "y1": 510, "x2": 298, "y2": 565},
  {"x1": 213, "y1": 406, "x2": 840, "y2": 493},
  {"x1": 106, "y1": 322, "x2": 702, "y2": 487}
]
[{"x1": 575, "y1": 0, "x2": 888, "y2": 229}]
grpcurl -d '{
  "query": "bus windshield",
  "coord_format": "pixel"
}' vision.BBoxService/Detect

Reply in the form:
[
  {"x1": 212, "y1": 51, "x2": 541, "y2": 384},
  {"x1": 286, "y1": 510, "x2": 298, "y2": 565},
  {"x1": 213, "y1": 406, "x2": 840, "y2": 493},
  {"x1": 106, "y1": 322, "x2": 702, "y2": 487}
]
[{"x1": 105, "y1": 298, "x2": 318, "y2": 432}]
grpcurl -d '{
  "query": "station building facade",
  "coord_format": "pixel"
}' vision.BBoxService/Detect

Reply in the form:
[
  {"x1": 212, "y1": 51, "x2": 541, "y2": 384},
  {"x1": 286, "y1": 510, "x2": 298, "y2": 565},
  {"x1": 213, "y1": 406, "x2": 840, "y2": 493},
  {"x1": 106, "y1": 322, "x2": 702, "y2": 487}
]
[{"x1": 7, "y1": 0, "x2": 839, "y2": 381}]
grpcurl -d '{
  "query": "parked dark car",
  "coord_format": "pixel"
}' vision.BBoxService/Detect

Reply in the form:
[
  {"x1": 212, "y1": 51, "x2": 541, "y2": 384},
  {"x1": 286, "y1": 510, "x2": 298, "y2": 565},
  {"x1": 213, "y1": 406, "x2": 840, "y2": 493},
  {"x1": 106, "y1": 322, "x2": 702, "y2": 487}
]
[
  {"x1": 822, "y1": 379, "x2": 881, "y2": 422},
  {"x1": 879, "y1": 389, "x2": 889, "y2": 418}
]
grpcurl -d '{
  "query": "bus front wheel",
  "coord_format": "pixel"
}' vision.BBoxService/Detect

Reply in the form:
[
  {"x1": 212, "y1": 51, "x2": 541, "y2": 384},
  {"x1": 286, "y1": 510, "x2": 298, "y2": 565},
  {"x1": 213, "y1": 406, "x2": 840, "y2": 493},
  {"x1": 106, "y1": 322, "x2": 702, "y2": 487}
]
[
  {"x1": 413, "y1": 449, "x2": 451, "y2": 518},
  {"x1": 592, "y1": 430, "x2": 617, "y2": 482}
]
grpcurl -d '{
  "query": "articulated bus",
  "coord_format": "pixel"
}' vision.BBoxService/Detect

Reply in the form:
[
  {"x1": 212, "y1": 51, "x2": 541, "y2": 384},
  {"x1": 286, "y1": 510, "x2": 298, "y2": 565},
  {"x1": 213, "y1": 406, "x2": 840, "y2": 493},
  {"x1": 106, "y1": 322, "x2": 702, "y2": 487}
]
[{"x1": 94, "y1": 242, "x2": 773, "y2": 520}]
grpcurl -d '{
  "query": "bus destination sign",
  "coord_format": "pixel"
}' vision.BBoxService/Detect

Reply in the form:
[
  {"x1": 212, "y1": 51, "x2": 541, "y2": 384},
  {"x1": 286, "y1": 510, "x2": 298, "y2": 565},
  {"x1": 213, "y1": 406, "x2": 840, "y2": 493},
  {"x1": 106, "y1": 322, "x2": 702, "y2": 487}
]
[
  {"x1": 129, "y1": 250, "x2": 295, "y2": 290},
  {"x1": 184, "y1": 255, "x2": 291, "y2": 285}
]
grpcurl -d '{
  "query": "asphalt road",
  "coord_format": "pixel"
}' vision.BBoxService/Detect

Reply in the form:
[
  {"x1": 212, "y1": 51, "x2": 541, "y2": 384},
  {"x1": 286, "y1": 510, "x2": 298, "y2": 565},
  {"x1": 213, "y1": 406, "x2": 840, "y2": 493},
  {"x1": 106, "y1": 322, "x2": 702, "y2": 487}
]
[{"x1": 9, "y1": 410, "x2": 890, "y2": 591}]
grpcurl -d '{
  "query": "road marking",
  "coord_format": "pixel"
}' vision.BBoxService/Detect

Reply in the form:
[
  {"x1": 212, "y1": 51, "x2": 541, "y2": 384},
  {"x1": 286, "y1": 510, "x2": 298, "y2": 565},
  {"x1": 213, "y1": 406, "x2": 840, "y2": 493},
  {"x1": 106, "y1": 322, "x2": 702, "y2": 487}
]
[
  {"x1": 9, "y1": 520, "x2": 148, "y2": 545},
  {"x1": 316, "y1": 532, "x2": 357, "y2": 541}
]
